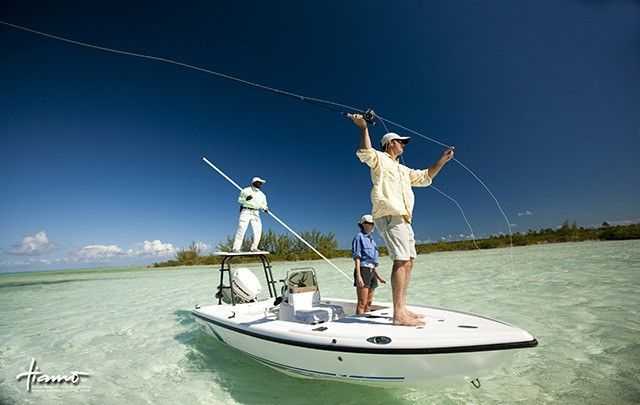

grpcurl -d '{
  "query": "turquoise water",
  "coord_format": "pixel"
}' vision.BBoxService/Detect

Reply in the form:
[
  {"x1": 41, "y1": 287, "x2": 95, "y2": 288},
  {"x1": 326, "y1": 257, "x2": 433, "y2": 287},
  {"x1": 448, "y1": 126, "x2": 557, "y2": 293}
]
[{"x1": 1, "y1": 240, "x2": 639, "y2": 404}]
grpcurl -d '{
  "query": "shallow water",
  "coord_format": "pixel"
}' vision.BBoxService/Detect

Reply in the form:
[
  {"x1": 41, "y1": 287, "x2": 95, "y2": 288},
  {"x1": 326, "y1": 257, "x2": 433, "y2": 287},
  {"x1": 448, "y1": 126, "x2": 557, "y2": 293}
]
[{"x1": 1, "y1": 240, "x2": 639, "y2": 404}]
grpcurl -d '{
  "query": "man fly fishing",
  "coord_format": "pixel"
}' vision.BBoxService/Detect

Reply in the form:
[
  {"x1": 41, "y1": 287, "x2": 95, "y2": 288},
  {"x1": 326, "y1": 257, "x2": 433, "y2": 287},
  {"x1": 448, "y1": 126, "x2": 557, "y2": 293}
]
[{"x1": 350, "y1": 113, "x2": 454, "y2": 326}]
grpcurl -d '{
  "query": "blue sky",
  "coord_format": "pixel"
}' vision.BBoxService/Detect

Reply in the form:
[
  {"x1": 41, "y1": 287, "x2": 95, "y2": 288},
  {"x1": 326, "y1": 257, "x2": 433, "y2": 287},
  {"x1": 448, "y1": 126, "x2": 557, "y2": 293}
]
[{"x1": 2, "y1": 1, "x2": 638, "y2": 271}]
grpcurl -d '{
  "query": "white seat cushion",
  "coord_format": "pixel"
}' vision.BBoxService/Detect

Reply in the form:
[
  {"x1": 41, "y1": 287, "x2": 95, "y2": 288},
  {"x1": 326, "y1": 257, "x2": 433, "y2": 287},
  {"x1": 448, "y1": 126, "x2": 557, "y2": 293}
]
[
  {"x1": 318, "y1": 304, "x2": 345, "y2": 320},
  {"x1": 295, "y1": 308, "x2": 332, "y2": 324}
]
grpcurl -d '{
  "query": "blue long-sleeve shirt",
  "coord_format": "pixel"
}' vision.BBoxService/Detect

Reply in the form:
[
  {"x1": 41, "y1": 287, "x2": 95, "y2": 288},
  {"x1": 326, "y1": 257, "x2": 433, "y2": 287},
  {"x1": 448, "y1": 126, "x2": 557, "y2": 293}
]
[{"x1": 351, "y1": 231, "x2": 379, "y2": 268}]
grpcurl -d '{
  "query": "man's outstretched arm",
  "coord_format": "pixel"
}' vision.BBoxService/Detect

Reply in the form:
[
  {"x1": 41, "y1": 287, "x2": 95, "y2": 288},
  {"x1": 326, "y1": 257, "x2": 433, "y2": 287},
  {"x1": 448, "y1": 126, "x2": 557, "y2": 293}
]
[
  {"x1": 349, "y1": 114, "x2": 372, "y2": 150},
  {"x1": 428, "y1": 147, "x2": 455, "y2": 179}
]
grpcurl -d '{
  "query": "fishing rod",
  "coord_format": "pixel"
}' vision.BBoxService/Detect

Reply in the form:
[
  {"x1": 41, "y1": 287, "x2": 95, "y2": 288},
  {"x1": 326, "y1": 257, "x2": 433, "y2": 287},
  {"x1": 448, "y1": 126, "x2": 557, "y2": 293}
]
[
  {"x1": 1, "y1": 20, "x2": 515, "y2": 258},
  {"x1": 201, "y1": 157, "x2": 352, "y2": 282}
]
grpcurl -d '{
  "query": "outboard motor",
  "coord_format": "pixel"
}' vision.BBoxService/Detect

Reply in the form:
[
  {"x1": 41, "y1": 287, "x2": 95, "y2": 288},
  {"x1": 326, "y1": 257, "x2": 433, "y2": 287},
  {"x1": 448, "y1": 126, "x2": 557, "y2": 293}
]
[{"x1": 219, "y1": 267, "x2": 262, "y2": 304}]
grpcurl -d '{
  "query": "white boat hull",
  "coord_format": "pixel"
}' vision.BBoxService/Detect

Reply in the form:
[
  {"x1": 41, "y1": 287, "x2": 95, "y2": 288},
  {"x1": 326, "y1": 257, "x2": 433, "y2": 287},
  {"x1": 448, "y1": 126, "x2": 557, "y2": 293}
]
[{"x1": 193, "y1": 298, "x2": 537, "y2": 386}]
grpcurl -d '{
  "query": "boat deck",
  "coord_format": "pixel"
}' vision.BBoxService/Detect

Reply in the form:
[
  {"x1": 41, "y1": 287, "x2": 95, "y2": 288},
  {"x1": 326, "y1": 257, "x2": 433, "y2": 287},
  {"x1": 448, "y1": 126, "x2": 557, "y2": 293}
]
[{"x1": 193, "y1": 298, "x2": 537, "y2": 352}]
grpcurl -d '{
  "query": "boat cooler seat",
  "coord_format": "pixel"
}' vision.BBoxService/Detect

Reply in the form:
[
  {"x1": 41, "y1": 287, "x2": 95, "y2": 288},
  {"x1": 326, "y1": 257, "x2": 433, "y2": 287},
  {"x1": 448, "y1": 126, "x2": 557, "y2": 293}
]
[
  {"x1": 295, "y1": 304, "x2": 344, "y2": 324},
  {"x1": 280, "y1": 289, "x2": 345, "y2": 324}
]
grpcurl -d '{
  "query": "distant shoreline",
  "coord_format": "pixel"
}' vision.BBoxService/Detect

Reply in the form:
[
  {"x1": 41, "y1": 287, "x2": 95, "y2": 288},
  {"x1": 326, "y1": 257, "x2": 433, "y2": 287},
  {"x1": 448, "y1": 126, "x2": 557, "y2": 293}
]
[
  {"x1": 151, "y1": 223, "x2": 640, "y2": 268},
  {"x1": 2, "y1": 236, "x2": 638, "y2": 277}
]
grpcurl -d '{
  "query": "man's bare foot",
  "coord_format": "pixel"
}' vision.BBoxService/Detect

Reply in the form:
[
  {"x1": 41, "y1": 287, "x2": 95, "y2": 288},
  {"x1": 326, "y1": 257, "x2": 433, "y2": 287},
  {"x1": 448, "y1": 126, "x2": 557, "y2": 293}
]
[
  {"x1": 393, "y1": 315, "x2": 425, "y2": 327},
  {"x1": 406, "y1": 310, "x2": 425, "y2": 319}
]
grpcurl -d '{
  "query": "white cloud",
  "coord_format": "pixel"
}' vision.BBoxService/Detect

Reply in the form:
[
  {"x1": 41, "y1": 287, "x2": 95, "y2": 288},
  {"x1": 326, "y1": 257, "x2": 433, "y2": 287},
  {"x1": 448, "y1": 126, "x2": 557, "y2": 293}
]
[
  {"x1": 129, "y1": 240, "x2": 176, "y2": 257},
  {"x1": 64, "y1": 239, "x2": 177, "y2": 264},
  {"x1": 3, "y1": 237, "x2": 180, "y2": 269},
  {"x1": 9, "y1": 231, "x2": 54, "y2": 256},
  {"x1": 517, "y1": 210, "x2": 533, "y2": 217},
  {"x1": 74, "y1": 244, "x2": 126, "y2": 260}
]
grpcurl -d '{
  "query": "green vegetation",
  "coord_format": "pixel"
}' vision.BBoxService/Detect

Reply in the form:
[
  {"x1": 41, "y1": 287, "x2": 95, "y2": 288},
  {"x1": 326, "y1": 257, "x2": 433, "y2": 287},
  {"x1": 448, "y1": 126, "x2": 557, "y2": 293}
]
[
  {"x1": 151, "y1": 222, "x2": 640, "y2": 268},
  {"x1": 221, "y1": 229, "x2": 349, "y2": 261},
  {"x1": 416, "y1": 221, "x2": 640, "y2": 254},
  {"x1": 152, "y1": 230, "x2": 350, "y2": 267}
]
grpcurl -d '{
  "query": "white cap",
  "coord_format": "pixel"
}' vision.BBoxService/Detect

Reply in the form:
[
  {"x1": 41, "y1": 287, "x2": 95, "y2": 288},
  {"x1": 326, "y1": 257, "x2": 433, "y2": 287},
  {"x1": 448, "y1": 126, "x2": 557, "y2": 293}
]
[
  {"x1": 359, "y1": 214, "x2": 374, "y2": 224},
  {"x1": 380, "y1": 132, "x2": 411, "y2": 147},
  {"x1": 251, "y1": 177, "x2": 266, "y2": 184}
]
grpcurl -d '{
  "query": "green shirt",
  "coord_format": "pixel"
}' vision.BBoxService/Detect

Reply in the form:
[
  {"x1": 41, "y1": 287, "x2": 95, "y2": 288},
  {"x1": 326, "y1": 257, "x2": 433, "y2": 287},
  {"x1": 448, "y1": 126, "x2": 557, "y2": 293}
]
[{"x1": 238, "y1": 186, "x2": 268, "y2": 210}]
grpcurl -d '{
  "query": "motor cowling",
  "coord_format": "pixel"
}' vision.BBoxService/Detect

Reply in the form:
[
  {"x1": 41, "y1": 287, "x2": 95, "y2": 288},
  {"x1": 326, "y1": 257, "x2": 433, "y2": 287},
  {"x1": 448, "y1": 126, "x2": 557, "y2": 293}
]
[{"x1": 219, "y1": 267, "x2": 262, "y2": 304}]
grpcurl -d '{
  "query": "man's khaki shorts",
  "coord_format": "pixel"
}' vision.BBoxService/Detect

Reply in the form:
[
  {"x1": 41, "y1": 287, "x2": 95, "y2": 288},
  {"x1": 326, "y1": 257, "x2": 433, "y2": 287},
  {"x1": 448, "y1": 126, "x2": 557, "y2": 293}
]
[{"x1": 374, "y1": 215, "x2": 416, "y2": 261}]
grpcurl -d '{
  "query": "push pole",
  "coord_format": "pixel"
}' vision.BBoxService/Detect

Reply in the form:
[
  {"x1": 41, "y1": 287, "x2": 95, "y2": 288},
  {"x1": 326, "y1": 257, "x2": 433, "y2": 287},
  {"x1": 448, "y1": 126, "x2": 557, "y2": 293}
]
[{"x1": 202, "y1": 157, "x2": 351, "y2": 281}]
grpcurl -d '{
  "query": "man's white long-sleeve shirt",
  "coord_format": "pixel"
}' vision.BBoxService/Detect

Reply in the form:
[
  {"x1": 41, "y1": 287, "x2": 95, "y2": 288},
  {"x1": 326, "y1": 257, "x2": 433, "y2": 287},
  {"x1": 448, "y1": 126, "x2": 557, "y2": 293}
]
[
  {"x1": 356, "y1": 148, "x2": 431, "y2": 223},
  {"x1": 238, "y1": 186, "x2": 268, "y2": 210}
]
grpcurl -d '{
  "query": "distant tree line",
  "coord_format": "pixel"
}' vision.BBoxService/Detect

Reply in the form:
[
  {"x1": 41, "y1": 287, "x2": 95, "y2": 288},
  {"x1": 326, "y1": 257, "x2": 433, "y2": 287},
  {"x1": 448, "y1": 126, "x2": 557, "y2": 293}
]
[
  {"x1": 416, "y1": 221, "x2": 640, "y2": 254},
  {"x1": 151, "y1": 222, "x2": 640, "y2": 268},
  {"x1": 151, "y1": 229, "x2": 349, "y2": 267}
]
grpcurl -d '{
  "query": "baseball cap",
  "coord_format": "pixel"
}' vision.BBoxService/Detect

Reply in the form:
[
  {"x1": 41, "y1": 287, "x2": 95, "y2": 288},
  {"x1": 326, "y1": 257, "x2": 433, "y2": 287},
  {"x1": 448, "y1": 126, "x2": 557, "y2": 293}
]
[
  {"x1": 359, "y1": 214, "x2": 374, "y2": 224},
  {"x1": 251, "y1": 177, "x2": 266, "y2": 184},
  {"x1": 380, "y1": 132, "x2": 411, "y2": 147}
]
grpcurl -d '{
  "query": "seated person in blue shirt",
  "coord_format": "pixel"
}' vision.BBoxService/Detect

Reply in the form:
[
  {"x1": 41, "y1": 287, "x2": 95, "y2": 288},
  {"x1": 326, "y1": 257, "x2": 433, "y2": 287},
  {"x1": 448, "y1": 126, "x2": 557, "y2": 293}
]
[{"x1": 352, "y1": 214, "x2": 386, "y2": 315}]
